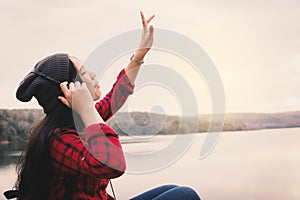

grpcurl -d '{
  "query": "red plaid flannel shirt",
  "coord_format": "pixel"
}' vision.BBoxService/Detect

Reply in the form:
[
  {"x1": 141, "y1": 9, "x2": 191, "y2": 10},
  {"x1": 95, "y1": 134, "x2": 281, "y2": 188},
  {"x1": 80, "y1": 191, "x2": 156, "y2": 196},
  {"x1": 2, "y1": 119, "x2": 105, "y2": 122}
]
[{"x1": 48, "y1": 69, "x2": 134, "y2": 200}]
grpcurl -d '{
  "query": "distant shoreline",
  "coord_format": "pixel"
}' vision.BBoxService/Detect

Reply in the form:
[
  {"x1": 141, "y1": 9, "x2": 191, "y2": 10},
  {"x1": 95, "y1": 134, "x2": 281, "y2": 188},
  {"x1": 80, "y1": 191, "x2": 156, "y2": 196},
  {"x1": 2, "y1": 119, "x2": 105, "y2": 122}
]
[{"x1": 1, "y1": 109, "x2": 300, "y2": 143}]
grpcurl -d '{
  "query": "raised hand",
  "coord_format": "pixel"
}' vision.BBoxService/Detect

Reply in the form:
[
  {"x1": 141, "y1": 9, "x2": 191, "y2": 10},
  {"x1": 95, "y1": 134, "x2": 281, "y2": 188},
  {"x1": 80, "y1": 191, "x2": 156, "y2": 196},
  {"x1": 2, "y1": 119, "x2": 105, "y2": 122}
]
[
  {"x1": 136, "y1": 11, "x2": 155, "y2": 58},
  {"x1": 125, "y1": 11, "x2": 156, "y2": 84}
]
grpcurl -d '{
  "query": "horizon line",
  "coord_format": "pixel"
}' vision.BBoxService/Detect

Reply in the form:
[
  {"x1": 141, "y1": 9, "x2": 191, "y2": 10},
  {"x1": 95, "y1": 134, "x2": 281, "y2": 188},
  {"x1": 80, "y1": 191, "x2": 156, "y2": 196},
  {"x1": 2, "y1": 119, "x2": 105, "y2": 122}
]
[{"x1": 1, "y1": 107, "x2": 299, "y2": 115}]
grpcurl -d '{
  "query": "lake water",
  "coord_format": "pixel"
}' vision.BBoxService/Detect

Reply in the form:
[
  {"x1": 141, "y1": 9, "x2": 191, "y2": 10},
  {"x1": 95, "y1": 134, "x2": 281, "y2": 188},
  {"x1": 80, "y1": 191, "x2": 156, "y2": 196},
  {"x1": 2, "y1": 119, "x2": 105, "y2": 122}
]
[{"x1": 1, "y1": 128, "x2": 300, "y2": 200}]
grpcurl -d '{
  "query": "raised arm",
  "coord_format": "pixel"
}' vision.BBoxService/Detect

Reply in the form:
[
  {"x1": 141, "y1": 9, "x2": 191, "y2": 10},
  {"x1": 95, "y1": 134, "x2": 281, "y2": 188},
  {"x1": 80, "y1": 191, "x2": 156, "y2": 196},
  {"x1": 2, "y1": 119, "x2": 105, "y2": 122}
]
[
  {"x1": 58, "y1": 11, "x2": 155, "y2": 122},
  {"x1": 95, "y1": 69, "x2": 134, "y2": 121},
  {"x1": 95, "y1": 11, "x2": 155, "y2": 121},
  {"x1": 125, "y1": 11, "x2": 155, "y2": 84}
]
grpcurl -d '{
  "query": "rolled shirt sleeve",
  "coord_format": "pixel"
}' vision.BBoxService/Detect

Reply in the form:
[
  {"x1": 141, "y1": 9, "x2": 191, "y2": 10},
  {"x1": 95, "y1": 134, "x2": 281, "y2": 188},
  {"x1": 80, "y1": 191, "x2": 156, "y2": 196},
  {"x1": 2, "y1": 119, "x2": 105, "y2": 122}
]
[{"x1": 95, "y1": 69, "x2": 134, "y2": 121}]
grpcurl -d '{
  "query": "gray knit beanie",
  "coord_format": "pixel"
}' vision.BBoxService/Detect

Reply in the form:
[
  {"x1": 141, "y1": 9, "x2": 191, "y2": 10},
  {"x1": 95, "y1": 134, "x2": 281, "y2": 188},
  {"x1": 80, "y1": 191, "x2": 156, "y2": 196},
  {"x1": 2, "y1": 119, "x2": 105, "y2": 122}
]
[{"x1": 16, "y1": 53, "x2": 70, "y2": 114}]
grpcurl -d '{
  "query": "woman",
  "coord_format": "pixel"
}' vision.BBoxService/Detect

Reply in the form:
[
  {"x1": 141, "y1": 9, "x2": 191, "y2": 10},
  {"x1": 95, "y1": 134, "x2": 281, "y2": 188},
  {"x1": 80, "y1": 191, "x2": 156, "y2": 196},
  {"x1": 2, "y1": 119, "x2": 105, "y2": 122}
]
[{"x1": 7, "y1": 12, "x2": 201, "y2": 200}]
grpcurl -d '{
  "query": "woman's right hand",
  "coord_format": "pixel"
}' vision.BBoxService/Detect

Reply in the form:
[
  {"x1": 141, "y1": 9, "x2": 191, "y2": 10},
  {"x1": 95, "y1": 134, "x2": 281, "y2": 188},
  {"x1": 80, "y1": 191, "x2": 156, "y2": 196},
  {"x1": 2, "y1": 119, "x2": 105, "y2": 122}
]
[
  {"x1": 136, "y1": 11, "x2": 155, "y2": 59},
  {"x1": 58, "y1": 81, "x2": 104, "y2": 126}
]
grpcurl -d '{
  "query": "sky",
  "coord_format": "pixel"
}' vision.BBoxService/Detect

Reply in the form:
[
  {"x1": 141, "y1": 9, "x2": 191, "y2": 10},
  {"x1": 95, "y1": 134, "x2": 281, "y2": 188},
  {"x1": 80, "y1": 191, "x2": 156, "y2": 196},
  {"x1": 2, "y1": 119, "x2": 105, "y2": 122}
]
[{"x1": 1, "y1": 0, "x2": 300, "y2": 115}]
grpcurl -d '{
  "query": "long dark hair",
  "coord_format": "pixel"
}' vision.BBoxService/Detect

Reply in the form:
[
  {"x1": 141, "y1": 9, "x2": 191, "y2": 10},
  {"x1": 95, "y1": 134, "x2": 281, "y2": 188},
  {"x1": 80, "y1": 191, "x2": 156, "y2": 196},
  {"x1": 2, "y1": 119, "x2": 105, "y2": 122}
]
[{"x1": 15, "y1": 60, "x2": 80, "y2": 200}]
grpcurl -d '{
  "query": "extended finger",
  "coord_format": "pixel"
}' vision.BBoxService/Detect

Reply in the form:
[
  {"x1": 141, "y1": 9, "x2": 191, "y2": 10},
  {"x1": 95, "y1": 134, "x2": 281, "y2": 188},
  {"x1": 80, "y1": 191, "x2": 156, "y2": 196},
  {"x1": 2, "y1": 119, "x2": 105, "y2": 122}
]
[
  {"x1": 69, "y1": 82, "x2": 75, "y2": 91},
  {"x1": 58, "y1": 96, "x2": 70, "y2": 108},
  {"x1": 146, "y1": 14, "x2": 155, "y2": 24},
  {"x1": 74, "y1": 81, "x2": 81, "y2": 88},
  {"x1": 60, "y1": 82, "x2": 69, "y2": 94},
  {"x1": 81, "y1": 82, "x2": 87, "y2": 88},
  {"x1": 140, "y1": 11, "x2": 147, "y2": 27}
]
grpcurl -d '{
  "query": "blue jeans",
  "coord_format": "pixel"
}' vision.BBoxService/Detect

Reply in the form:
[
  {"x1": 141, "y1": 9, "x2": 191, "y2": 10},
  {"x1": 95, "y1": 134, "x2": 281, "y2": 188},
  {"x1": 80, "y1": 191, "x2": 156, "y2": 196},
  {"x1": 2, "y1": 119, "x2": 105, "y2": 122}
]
[{"x1": 129, "y1": 185, "x2": 201, "y2": 200}]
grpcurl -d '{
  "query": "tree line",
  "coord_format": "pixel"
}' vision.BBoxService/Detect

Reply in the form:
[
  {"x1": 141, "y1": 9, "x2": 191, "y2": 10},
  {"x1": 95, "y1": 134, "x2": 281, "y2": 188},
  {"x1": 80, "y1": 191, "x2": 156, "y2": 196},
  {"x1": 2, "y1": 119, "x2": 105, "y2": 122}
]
[{"x1": 1, "y1": 109, "x2": 300, "y2": 143}]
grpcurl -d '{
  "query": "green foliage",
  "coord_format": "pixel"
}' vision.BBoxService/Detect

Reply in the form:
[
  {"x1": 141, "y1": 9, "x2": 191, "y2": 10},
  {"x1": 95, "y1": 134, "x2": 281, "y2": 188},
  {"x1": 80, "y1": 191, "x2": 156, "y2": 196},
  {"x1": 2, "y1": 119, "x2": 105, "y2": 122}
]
[
  {"x1": 1, "y1": 109, "x2": 300, "y2": 142},
  {"x1": 0, "y1": 109, "x2": 44, "y2": 142}
]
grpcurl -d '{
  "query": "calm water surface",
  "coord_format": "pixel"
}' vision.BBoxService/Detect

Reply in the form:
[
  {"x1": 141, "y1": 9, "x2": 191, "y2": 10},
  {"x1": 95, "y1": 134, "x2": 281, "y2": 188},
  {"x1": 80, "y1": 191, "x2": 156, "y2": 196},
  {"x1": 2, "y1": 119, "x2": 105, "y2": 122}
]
[
  {"x1": 1, "y1": 128, "x2": 299, "y2": 200},
  {"x1": 0, "y1": 141, "x2": 24, "y2": 167}
]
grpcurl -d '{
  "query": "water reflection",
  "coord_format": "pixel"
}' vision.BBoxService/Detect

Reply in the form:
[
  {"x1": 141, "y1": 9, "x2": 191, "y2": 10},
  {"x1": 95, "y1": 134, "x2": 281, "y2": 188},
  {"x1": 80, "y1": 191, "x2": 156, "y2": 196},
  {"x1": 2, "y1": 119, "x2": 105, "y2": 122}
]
[
  {"x1": 0, "y1": 141, "x2": 25, "y2": 167},
  {"x1": 1, "y1": 129, "x2": 300, "y2": 200}
]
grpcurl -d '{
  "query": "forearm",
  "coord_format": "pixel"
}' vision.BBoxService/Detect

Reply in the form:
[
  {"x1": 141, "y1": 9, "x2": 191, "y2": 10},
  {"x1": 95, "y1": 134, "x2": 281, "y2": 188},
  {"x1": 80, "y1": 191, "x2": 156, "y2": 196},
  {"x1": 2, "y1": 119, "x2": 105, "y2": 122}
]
[
  {"x1": 125, "y1": 50, "x2": 146, "y2": 84},
  {"x1": 126, "y1": 11, "x2": 154, "y2": 84},
  {"x1": 81, "y1": 106, "x2": 105, "y2": 127},
  {"x1": 95, "y1": 69, "x2": 134, "y2": 121}
]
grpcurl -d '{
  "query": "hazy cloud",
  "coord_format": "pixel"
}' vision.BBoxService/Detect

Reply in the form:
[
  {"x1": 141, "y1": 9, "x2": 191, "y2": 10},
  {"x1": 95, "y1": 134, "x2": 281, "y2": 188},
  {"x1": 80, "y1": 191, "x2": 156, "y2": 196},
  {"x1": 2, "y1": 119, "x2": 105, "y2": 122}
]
[{"x1": 0, "y1": 0, "x2": 299, "y2": 113}]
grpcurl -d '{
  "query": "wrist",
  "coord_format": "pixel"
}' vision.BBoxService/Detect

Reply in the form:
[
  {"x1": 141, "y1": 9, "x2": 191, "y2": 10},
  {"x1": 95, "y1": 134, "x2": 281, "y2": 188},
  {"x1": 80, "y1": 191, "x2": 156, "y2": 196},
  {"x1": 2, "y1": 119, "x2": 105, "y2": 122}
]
[
  {"x1": 134, "y1": 50, "x2": 147, "y2": 60},
  {"x1": 130, "y1": 54, "x2": 144, "y2": 65}
]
